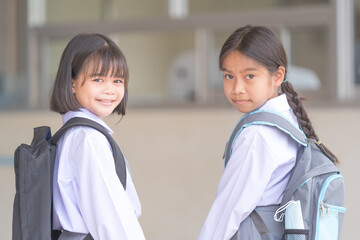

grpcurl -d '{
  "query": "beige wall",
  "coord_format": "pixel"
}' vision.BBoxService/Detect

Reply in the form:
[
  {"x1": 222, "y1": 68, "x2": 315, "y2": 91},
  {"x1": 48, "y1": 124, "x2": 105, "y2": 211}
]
[{"x1": 0, "y1": 107, "x2": 359, "y2": 239}]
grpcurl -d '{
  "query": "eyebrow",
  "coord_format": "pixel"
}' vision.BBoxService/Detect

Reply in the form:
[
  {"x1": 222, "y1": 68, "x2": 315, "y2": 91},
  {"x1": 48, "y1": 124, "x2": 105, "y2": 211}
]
[
  {"x1": 221, "y1": 67, "x2": 259, "y2": 73},
  {"x1": 88, "y1": 73, "x2": 104, "y2": 77},
  {"x1": 221, "y1": 67, "x2": 231, "y2": 72}
]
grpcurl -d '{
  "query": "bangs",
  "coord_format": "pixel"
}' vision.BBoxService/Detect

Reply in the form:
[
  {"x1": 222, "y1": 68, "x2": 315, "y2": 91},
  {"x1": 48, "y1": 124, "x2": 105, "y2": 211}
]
[{"x1": 82, "y1": 48, "x2": 128, "y2": 81}]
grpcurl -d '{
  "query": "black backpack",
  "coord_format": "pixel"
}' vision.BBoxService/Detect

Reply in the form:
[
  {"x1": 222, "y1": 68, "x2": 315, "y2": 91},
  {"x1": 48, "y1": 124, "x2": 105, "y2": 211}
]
[{"x1": 12, "y1": 117, "x2": 127, "y2": 240}]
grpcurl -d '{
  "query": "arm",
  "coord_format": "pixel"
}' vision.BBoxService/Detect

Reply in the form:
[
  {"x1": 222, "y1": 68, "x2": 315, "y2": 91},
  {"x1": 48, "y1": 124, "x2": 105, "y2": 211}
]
[
  {"x1": 198, "y1": 125, "x2": 279, "y2": 240},
  {"x1": 70, "y1": 128, "x2": 145, "y2": 240}
]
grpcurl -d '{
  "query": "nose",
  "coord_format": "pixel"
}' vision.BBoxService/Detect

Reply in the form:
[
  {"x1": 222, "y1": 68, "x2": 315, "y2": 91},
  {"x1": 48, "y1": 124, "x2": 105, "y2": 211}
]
[
  {"x1": 232, "y1": 79, "x2": 245, "y2": 94},
  {"x1": 102, "y1": 82, "x2": 116, "y2": 95}
]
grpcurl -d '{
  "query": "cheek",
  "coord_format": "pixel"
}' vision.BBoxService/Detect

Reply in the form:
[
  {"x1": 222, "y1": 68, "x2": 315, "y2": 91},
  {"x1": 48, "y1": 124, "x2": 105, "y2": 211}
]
[
  {"x1": 223, "y1": 81, "x2": 232, "y2": 93},
  {"x1": 118, "y1": 87, "x2": 125, "y2": 99}
]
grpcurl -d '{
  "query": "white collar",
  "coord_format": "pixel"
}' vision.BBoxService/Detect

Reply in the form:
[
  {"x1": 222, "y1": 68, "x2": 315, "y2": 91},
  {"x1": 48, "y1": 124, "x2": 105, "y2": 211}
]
[
  {"x1": 259, "y1": 94, "x2": 291, "y2": 114},
  {"x1": 62, "y1": 108, "x2": 114, "y2": 135}
]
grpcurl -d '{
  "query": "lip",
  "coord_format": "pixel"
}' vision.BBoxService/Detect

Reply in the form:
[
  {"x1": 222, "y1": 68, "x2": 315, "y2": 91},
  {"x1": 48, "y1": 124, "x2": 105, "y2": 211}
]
[
  {"x1": 97, "y1": 99, "x2": 116, "y2": 105},
  {"x1": 232, "y1": 99, "x2": 249, "y2": 104}
]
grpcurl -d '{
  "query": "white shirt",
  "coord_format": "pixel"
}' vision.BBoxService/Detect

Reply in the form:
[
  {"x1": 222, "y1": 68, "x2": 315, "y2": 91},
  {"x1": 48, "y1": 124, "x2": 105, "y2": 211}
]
[
  {"x1": 52, "y1": 108, "x2": 145, "y2": 240},
  {"x1": 198, "y1": 94, "x2": 301, "y2": 240}
]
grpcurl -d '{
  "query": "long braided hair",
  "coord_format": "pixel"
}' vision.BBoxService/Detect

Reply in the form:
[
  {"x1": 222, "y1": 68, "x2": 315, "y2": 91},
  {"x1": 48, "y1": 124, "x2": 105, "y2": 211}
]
[{"x1": 219, "y1": 25, "x2": 338, "y2": 163}]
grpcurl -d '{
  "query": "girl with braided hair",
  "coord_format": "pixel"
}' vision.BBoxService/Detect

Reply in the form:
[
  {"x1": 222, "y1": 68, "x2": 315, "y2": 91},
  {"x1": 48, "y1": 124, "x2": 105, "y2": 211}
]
[{"x1": 198, "y1": 25, "x2": 337, "y2": 240}]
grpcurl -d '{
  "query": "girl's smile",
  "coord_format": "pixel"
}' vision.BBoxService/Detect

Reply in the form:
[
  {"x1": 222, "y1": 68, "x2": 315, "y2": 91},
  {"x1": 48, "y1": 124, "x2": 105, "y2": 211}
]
[
  {"x1": 221, "y1": 51, "x2": 284, "y2": 113},
  {"x1": 97, "y1": 98, "x2": 117, "y2": 105}
]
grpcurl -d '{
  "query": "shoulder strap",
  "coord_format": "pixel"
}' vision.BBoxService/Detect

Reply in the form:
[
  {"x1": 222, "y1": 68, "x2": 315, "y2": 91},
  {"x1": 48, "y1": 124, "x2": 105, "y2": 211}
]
[
  {"x1": 230, "y1": 210, "x2": 272, "y2": 239},
  {"x1": 224, "y1": 110, "x2": 307, "y2": 167},
  {"x1": 50, "y1": 117, "x2": 127, "y2": 189},
  {"x1": 249, "y1": 210, "x2": 270, "y2": 235},
  {"x1": 280, "y1": 139, "x2": 339, "y2": 205}
]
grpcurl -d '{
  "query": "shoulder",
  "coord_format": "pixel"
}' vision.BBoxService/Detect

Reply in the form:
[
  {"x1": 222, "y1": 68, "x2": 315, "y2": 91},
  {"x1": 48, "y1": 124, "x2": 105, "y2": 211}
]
[
  {"x1": 59, "y1": 125, "x2": 115, "y2": 169},
  {"x1": 232, "y1": 123, "x2": 297, "y2": 161},
  {"x1": 62, "y1": 126, "x2": 110, "y2": 149},
  {"x1": 234, "y1": 124, "x2": 284, "y2": 147}
]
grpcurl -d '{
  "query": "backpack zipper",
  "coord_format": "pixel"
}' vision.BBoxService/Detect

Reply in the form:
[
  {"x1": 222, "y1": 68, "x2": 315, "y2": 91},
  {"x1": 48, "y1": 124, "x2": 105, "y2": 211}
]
[
  {"x1": 320, "y1": 202, "x2": 346, "y2": 217},
  {"x1": 315, "y1": 174, "x2": 345, "y2": 240}
]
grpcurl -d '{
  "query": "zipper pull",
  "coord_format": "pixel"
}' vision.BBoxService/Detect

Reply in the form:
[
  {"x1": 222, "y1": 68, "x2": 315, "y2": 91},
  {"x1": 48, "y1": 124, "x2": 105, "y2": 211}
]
[
  {"x1": 326, "y1": 204, "x2": 330, "y2": 215},
  {"x1": 320, "y1": 201, "x2": 324, "y2": 217}
]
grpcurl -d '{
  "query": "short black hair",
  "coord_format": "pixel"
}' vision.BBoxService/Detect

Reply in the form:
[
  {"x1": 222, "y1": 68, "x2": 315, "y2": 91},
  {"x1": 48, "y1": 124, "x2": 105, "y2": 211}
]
[{"x1": 50, "y1": 33, "x2": 129, "y2": 116}]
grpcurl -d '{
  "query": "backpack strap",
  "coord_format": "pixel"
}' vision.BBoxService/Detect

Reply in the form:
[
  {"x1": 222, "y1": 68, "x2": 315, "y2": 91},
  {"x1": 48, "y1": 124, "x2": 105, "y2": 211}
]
[
  {"x1": 50, "y1": 117, "x2": 127, "y2": 189},
  {"x1": 231, "y1": 206, "x2": 284, "y2": 239},
  {"x1": 224, "y1": 110, "x2": 307, "y2": 167},
  {"x1": 249, "y1": 210, "x2": 270, "y2": 235},
  {"x1": 280, "y1": 139, "x2": 339, "y2": 205}
]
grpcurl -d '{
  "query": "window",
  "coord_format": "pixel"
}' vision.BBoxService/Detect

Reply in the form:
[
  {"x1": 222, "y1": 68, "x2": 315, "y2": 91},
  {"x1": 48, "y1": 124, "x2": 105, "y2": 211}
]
[{"x1": 0, "y1": 0, "x2": 357, "y2": 110}]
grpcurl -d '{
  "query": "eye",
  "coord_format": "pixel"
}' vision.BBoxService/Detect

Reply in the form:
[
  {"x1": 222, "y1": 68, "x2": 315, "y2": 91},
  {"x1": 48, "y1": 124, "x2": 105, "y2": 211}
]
[
  {"x1": 224, "y1": 74, "x2": 234, "y2": 80},
  {"x1": 114, "y1": 79, "x2": 124, "y2": 84},
  {"x1": 245, "y1": 74, "x2": 254, "y2": 80},
  {"x1": 93, "y1": 78, "x2": 103, "y2": 83}
]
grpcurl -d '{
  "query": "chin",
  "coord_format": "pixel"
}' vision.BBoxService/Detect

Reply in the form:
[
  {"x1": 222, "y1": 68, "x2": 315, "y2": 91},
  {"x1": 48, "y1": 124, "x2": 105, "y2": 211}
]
[{"x1": 235, "y1": 106, "x2": 253, "y2": 114}]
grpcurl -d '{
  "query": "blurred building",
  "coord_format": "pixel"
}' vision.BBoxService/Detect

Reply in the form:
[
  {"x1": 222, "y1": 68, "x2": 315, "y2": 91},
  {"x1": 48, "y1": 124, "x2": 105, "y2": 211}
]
[
  {"x1": 0, "y1": 0, "x2": 359, "y2": 239},
  {"x1": 0, "y1": 0, "x2": 359, "y2": 109}
]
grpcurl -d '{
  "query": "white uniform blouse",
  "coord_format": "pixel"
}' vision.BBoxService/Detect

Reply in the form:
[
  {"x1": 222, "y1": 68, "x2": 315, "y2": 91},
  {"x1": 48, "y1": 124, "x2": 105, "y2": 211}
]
[
  {"x1": 198, "y1": 94, "x2": 301, "y2": 240},
  {"x1": 52, "y1": 109, "x2": 145, "y2": 240}
]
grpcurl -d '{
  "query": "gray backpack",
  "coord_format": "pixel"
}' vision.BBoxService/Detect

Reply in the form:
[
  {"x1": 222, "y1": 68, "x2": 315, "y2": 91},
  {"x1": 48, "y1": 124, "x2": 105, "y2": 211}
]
[
  {"x1": 225, "y1": 110, "x2": 346, "y2": 240},
  {"x1": 12, "y1": 117, "x2": 127, "y2": 240}
]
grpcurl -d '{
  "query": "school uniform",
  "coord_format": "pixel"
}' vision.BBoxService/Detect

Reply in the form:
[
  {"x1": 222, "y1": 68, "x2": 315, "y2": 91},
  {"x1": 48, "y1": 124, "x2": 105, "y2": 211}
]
[
  {"x1": 52, "y1": 108, "x2": 145, "y2": 240},
  {"x1": 198, "y1": 94, "x2": 301, "y2": 240}
]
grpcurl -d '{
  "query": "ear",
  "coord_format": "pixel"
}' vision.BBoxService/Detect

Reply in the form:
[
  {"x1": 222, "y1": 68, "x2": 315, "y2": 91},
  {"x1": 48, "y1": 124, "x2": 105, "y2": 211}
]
[
  {"x1": 272, "y1": 66, "x2": 286, "y2": 87},
  {"x1": 72, "y1": 79, "x2": 76, "y2": 93}
]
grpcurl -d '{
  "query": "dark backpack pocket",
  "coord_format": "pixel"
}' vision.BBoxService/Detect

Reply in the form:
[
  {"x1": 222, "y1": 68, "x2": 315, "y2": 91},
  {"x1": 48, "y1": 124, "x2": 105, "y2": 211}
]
[
  {"x1": 284, "y1": 229, "x2": 309, "y2": 240},
  {"x1": 260, "y1": 232, "x2": 282, "y2": 240}
]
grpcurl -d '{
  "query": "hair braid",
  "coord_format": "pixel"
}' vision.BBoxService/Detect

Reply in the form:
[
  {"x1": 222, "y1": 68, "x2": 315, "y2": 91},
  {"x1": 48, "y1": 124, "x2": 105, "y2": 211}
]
[
  {"x1": 281, "y1": 81, "x2": 338, "y2": 163},
  {"x1": 281, "y1": 82, "x2": 318, "y2": 140}
]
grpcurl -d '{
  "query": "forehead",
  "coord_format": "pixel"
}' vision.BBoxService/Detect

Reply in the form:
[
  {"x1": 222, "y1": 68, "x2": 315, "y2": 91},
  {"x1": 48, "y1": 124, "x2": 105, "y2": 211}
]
[
  {"x1": 81, "y1": 56, "x2": 124, "y2": 78},
  {"x1": 222, "y1": 51, "x2": 266, "y2": 72}
]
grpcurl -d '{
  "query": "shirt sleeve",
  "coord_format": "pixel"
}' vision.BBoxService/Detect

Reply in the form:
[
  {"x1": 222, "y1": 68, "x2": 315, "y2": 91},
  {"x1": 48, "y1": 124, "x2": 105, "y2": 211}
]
[
  {"x1": 197, "y1": 125, "x2": 280, "y2": 240},
  {"x1": 69, "y1": 127, "x2": 145, "y2": 240}
]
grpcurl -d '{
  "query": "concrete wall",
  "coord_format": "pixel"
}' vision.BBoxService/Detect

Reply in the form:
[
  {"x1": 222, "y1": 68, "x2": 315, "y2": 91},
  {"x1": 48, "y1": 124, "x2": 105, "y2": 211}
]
[{"x1": 0, "y1": 107, "x2": 358, "y2": 239}]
